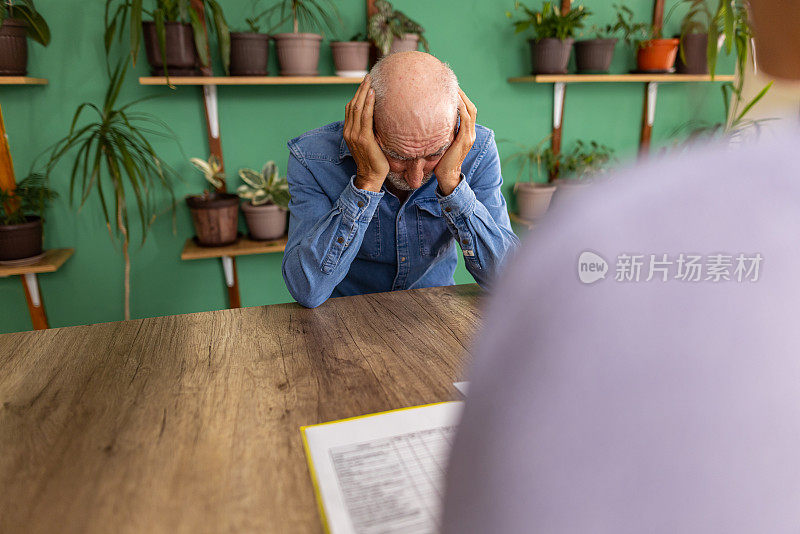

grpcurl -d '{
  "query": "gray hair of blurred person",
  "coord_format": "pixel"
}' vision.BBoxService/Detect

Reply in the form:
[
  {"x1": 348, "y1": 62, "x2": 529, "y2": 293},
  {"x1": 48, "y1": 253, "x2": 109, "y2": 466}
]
[{"x1": 369, "y1": 53, "x2": 461, "y2": 128}]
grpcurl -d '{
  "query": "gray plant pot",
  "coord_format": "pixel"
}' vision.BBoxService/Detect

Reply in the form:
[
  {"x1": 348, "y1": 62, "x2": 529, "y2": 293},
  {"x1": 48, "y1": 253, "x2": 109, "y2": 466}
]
[
  {"x1": 676, "y1": 33, "x2": 708, "y2": 74},
  {"x1": 574, "y1": 38, "x2": 617, "y2": 73},
  {"x1": 551, "y1": 178, "x2": 593, "y2": 208},
  {"x1": 331, "y1": 41, "x2": 370, "y2": 76},
  {"x1": 230, "y1": 32, "x2": 270, "y2": 76},
  {"x1": 388, "y1": 34, "x2": 420, "y2": 55},
  {"x1": 514, "y1": 182, "x2": 557, "y2": 221},
  {"x1": 242, "y1": 202, "x2": 287, "y2": 241},
  {"x1": 273, "y1": 33, "x2": 323, "y2": 76},
  {"x1": 0, "y1": 18, "x2": 28, "y2": 76},
  {"x1": 528, "y1": 37, "x2": 574, "y2": 74}
]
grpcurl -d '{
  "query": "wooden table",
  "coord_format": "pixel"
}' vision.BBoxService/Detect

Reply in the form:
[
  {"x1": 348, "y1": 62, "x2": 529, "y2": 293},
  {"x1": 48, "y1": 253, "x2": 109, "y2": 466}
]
[{"x1": 0, "y1": 284, "x2": 482, "y2": 533}]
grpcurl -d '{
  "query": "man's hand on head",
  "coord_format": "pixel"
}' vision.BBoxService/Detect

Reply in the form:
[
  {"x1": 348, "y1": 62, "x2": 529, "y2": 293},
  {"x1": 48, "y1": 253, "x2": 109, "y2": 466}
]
[
  {"x1": 435, "y1": 89, "x2": 477, "y2": 197},
  {"x1": 344, "y1": 75, "x2": 390, "y2": 193}
]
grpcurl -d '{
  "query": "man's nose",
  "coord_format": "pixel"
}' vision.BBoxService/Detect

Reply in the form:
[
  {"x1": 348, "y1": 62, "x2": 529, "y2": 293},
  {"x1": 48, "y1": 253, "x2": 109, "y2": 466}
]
[{"x1": 405, "y1": 160, "x2": 425, "y2": 188}]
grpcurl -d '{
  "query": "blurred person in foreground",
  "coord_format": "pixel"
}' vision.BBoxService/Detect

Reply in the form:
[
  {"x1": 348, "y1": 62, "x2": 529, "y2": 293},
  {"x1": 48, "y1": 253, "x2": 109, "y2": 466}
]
[{"x1": 443, "y1": 1, "x2": 800, "y2": 532}]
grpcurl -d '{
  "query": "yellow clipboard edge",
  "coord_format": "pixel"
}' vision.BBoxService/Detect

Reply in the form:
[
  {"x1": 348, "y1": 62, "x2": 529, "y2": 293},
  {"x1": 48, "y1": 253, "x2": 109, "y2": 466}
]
[{"x1": 300, "y1": 400, "x2": 459, "y2": 534}]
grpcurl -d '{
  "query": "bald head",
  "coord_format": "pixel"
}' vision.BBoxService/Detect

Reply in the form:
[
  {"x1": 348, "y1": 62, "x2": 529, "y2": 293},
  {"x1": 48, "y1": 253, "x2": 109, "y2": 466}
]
[{"x1": 370, "y1": 51, "x2": 459, "y2": 145}]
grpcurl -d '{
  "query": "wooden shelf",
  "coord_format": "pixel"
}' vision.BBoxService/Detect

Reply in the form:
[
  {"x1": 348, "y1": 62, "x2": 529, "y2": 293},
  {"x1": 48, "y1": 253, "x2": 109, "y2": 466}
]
[
  {"x1": 509, "y1": 74, "x2": 736, "y2": 83},
  {"x1": 140, "y1": 76, "x2": 363, "y2": 86},
  {"x1": 509, "y1": 213, "x2": 535, "y2": 229},
  {"x1": 0, "y1": 76, "x2": 48, "y2": 85},
  {"x1": 181, "y1": 236, "x2": 287, "y2": 260},
  {"x1": 0, "y1": 248, "x2": 73, "y2": 278}
]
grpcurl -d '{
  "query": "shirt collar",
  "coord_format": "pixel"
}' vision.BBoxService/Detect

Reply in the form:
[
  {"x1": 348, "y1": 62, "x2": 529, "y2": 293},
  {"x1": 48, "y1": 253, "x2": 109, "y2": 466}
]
[{"x1": 339, "y1": 135, "x2": 351, "y2": 161}]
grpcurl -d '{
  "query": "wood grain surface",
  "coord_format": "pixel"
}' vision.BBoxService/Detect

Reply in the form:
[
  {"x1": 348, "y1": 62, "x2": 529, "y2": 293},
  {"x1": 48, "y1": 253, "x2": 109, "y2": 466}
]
[{"x1": 0, "y1": 284, "x2": 483, "y2": 533}]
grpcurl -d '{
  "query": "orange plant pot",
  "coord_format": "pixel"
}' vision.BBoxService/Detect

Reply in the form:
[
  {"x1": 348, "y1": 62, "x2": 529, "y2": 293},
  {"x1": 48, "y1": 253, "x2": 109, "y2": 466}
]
[{"x1": 636, "y1": 38, "x2": 680, "y2": 72}]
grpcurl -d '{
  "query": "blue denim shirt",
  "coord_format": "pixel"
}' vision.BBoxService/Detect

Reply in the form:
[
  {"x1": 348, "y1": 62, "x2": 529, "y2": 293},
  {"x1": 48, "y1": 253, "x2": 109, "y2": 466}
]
[{"x1": 282, "y1": 121, "x2": 519, "y2": 308}]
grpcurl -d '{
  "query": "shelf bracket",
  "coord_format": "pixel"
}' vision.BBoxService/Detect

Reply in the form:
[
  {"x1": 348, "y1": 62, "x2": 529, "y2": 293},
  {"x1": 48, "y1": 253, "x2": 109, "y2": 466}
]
[
  {"x1": 21, "y1": 272, "x2": 48, "y2": 330},
  {"x1": 647, "y1": 81, "x2": 659, "y2": 127},
  {"x1": 639, "y1": 81, "x2": 659, "y2": 157},
  {"x1": 203, "y1": 85, "x2": 220, "y2": 140},
  {"x1": 221, "y1": 256, "x2": 234, "y2": 288},
  {"x1": 24, "y1": 273, "x2": 41, "y2": 307},
  {"x1": 553, "y1": 82, "x2": 566, "y2": 130}
]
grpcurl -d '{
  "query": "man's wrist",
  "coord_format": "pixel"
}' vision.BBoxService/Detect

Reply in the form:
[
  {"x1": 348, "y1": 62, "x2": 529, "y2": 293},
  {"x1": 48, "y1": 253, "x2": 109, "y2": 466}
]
[
  {"x1": 436, "y1": 170, "x2": 462, "y2": 196},
  {"x1": 354, "y1": 173, "x2": 384, "y2": 192}
]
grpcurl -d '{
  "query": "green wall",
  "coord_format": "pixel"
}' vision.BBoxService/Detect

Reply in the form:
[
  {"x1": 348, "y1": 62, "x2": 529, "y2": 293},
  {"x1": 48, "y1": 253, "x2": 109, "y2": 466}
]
[{"x1": 0, "y1": 0, "x2": 731, "y2": 333}]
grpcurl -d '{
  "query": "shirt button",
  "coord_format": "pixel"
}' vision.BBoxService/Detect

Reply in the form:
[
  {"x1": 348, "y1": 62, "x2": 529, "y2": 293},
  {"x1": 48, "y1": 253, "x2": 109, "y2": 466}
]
[
  {"x1": 337, "y1": 237, "x2": 344, "y2": 244},
  {"x1": 444, "y1": 207, "x2": 452, "y2": 213},
  {"x1": 357, "y1": 201, "x2": 365, "y2": 208},
  {"x1": 462, "y1": 239, "x2": 469, "y2": 245},
  {"x1": 401, "y1": 257, "x2": 406, "y2": 262}
]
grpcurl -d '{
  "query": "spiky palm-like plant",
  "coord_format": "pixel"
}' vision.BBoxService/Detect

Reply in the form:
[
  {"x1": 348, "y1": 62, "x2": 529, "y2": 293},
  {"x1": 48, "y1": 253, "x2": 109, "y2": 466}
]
[{"x1": 45, "y1": 61, "x2": 179, "y2": 321}]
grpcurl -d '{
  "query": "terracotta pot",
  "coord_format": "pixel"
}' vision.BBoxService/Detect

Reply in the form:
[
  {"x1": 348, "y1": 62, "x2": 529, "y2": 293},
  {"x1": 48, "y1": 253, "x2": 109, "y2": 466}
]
[
  {"x1": 185, "y1": 193, "x2": 240, "y2": 247},
  {"x1": 230, "y1": 32, "x2": 270, "y2": 76},
  {"x1": 0, "y1": 216, "x2": 43, "y2": 261},
  {"x1": 0, "y1": 18, "x2": 28, "y2": 76},
  {"x1": 574, "y1": 38, "x2": 617, "y2": 73},
  {"x1": 676, "y1": 33, "x2": 708, "y2": 74},
  {"x1": 388, "y1": 34, "x2": 420, "y2": 55},
  {"x1": 331, "y1": 41, "x2": 370, "y2": 76},
  {"x1": 273, "y1": 33, "x2": 323, "y2": 76},
  {"x1": 142, "y1": 21, "x2": 199, "y2": 76},
  {"x1": 528, "y1": 38, "x2": 574, "y2": 74},
  {"x1": 514, "y1": 182, "x2": 557, "y2": 221},
  {"x1": 242, "y1": 202, "x2": 287, "y2": 241},
  {"x1": 636, "y1": 38, "x2": 680, "y2": 72}
]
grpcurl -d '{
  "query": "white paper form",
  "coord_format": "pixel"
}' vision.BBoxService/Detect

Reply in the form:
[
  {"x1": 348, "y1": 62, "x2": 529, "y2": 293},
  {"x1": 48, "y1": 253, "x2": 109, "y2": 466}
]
[{"x1": 301, "y1": 401, "x2": 464, "y2": 534}]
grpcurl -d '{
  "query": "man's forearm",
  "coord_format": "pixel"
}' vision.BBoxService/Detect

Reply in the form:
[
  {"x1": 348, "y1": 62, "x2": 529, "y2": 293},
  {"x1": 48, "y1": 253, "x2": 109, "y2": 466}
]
[{"x1": 282, "y1": 178, "x2": 383, "y2": 308}]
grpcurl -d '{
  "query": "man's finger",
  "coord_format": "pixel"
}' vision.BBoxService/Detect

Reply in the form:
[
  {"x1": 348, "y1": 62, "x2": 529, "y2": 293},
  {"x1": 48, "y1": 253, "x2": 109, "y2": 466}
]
[
  {"x1": 459, "y1": 89, "x2": 478, "y2": 123},
  {"x1": 361, "y1": 87, "x2": 376, "y2": 135},
  {"x1": 347, "y1": 78, "x2": 368, "y2": 130},
  {"x1": 351, "y1": 77, "x2": 372, "y2": 132},
  {"x1": 455, "y1": 97, "x2": 470, "y2": 143}
]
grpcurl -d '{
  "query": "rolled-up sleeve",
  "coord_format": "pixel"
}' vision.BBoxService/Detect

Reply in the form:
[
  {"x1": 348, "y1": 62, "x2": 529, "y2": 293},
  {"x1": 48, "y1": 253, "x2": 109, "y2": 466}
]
[
  {"x1": 436, "y1": 131, "x2": 520, "y2": 287},
  {"x1": 281, "y1": 152, "x2": 383, "y2": 308}
]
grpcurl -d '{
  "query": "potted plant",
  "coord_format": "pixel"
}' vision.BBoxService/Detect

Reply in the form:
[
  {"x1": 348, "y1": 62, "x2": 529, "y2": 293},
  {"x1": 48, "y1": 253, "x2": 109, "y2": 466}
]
[
  {"x1": 187, "y1": 155, "x2": 240, "y2": 247},
  {"x1": 0, "y1": 173, "x2": 56, "y2": 264},
  {"x1": 508, "y1": 1, "x2": 590, "y2": 75},
  {"x1": 45, "y1": 61, "x2": 179, "y2": 321},
  {"x1": 229, "y1": 3, "x2": 273, "y2": 76},
  {"x1": 237, "y1": 161, "x2": 290, "y2": 241},
  {"x1": 615, "y1": 4, "x2": 679, "y2": 72},
  {"x1": 0, "y1": 0, "x2": 50, "y2": 76},
  {"x1": 368, "y1": 0, "x2": 429, "y2": 57},
  {"x1": 669, "y1": 0, "x2": 713, "y2": 74},
  {"x1": 265, "y1": 0, "x2": 340, "y2": 76},
  {"x1": 574, "y1": 22, "x2": 618, "y2": 73},
  {"x1": 503, "y1": 138, "x2": 558, "y2": 223},
  {"x1": 552, "y1": 140, "x2": 614, "y2": 205},
  {"x1": 104, "y1": 0, "x2": 230, "y2": 77},
  {"x1": 331, "y1": 32, "x2": 370, "y2": 77}
]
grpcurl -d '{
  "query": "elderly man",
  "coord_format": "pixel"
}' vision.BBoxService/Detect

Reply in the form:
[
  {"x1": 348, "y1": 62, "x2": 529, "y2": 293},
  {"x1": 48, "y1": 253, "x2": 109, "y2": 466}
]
[{"x1": 282, "y1": 52, "x2": 519, "y2": 308}]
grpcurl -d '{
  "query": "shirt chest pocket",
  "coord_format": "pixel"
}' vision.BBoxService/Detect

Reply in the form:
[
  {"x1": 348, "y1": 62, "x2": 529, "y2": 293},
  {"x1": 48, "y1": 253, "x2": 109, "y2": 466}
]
[
  {"x1": 356, "y1": 212, "x2": 382, "y2": 259},
  {"x1": 416, "y1": 199, "x2": 452, "y2": 257}
]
